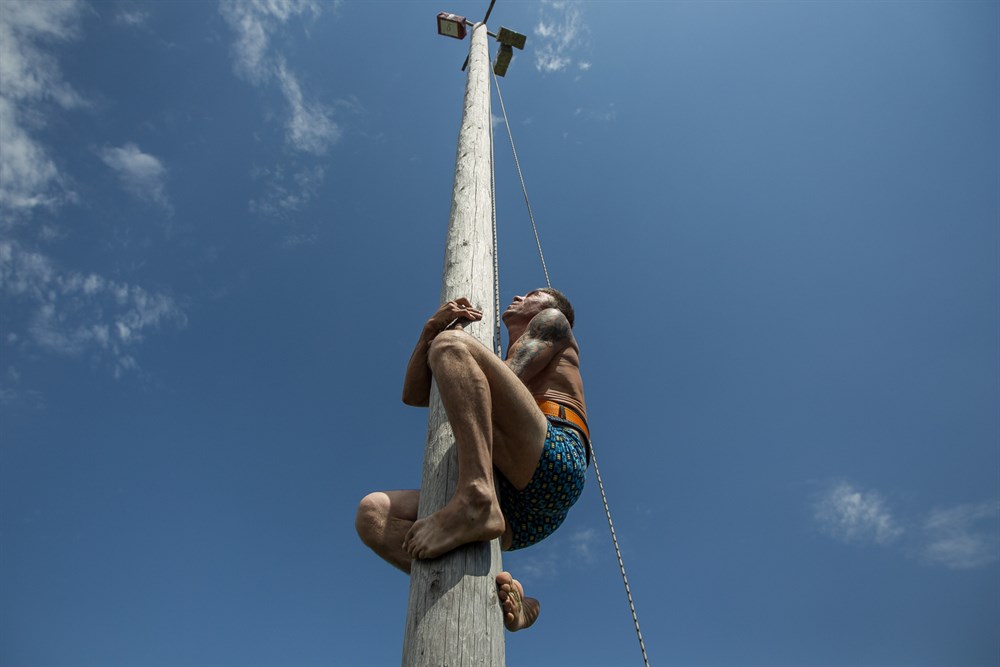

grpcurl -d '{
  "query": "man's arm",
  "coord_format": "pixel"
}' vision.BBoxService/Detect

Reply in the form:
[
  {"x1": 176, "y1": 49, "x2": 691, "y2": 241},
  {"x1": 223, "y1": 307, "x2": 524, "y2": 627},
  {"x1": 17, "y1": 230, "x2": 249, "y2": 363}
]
[
  {"x1": 506, "y1": 308, "x2": 572, "y2": 385},
  {"x1": 402, "y1": 298, "x2": 482, "y2": 406}
]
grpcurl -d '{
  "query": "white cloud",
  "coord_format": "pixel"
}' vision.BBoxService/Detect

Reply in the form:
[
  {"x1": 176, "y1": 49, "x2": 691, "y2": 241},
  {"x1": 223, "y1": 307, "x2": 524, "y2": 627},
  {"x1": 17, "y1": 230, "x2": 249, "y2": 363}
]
[
  {"x1": 249, "y1": 164, "x2": 325, "y2": 245},
  {"x1": 533, "y1": 1, "x2": 588, "y2": 74},
  {"x1": 115, "y1": 8, "x2": 150, "y2": 27},
  {"x1": 249, "y1": 164, "x2": 324, "y2": 218},
  {"x1": 99, "y1": 143, "x2": 172, "y2": 211},
  {"x1": 922, "y1": 502, "x2": 1000, "y2": 570},
  {"x1": 275, "y1": 62, "x2": 340, "y2": 154},
  {"x1": 0, "y1": 0, "x2": 86, "y2": 217},
  {"x1": 219, "y1": 0, "x2": 339, "y2": 155},
  {"x1": 814, "y1": 482, "x2": 904, "y2": 545},
  {"x1": 510, "y1": 547, "x2": 558, "y2": 580},
  {"x1": 574, "y1": 104, "x2": 617, "y2": 123},
  {"x1": 507, "y1": 524, "x2": 604, "y2": 579},
  {"x1": 0, "y1": 240, "x2": 186, "y2": 377},
  {"x1": 219, "y1": 0, "x2": 321, "y2": 84},
  {"x1": 813, "y1": 480, "x2": 1000, "y2": 571},
  {"x1": 569, "y1": 527, "x2": 599, "y2": 564}
]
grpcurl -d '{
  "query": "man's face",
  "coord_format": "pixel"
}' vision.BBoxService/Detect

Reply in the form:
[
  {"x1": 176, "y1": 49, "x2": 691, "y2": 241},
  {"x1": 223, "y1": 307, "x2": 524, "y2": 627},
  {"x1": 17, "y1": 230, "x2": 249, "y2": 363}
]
[{"x1": 502, "y1": 290, "x2": 553, "y2": 325}]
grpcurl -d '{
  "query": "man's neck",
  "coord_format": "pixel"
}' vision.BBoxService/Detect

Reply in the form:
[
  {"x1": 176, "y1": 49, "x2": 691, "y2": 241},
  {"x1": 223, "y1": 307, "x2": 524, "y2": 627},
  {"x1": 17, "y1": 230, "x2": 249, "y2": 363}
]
[{"x1": 505, "y1": 323, "x2": 527, "y2": 351}]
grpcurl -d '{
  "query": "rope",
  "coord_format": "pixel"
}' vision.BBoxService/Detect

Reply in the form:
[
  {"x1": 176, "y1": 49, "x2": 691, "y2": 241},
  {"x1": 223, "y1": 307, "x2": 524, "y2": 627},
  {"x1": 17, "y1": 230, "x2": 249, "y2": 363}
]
[
  {"x1": 591, "y1": 445, "x2": 651, "y2": 667},
  {"x1": 489, "y1": 83, "x2": 502, "y2": 357},
  {"x1": 489, "y1": 68, "x2": 651, "y2": 666},
  {"x1": 491, "y1": 69, "x2": 551, "y2": 289}
]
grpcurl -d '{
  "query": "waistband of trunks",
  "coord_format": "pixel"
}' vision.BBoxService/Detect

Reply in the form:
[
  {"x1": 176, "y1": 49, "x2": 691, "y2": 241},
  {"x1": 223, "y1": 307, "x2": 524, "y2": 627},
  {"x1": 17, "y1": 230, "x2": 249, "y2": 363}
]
[
  {"x1": 544, "y1": 415, "x2": 592, "y2": 467},
  {"x1": 536, "y1": 400, "x2": 589, "y2": 440}
]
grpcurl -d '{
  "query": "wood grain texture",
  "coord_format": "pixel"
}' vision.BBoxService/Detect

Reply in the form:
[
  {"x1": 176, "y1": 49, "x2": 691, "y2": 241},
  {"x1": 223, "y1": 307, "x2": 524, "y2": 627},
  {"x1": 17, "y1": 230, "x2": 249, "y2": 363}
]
[{"x1": 402, "y1": 23, "x2": 505, "y2": 667}]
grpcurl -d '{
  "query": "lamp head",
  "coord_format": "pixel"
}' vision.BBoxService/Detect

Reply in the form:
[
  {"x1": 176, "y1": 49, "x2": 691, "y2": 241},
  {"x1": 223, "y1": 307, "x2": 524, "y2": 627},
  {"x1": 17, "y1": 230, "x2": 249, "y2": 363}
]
[{"x1": 437, "y1": 12, "x2": 467, "y2": 40}]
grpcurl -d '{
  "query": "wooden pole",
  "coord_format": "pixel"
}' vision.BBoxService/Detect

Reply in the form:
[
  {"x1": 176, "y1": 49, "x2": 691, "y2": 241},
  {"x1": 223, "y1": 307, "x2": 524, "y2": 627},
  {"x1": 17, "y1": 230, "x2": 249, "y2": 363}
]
[{"x1": 401, "y1": 23, "x2": 505, "y2": 667}]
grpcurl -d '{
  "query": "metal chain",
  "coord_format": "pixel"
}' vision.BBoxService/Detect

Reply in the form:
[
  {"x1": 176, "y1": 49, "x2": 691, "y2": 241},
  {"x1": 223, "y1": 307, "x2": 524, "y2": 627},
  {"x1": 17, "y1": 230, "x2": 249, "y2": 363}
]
[
  {"x1": 491, "y1": 69, "x2": 551, "y2": 289},
  {"x1": 490, "y1": 67, "x2": 650, "y2": 666}
]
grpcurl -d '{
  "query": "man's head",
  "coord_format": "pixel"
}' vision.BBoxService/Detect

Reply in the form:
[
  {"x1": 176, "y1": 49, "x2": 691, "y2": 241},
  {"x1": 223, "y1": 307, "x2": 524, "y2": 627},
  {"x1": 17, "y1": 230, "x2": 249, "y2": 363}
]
[
  {"x1": 535, "y1": 288, "x2": 574, "y2": 328},
  {"x1": 502, "y1": 288, "x2": 575, "y2": 328}
]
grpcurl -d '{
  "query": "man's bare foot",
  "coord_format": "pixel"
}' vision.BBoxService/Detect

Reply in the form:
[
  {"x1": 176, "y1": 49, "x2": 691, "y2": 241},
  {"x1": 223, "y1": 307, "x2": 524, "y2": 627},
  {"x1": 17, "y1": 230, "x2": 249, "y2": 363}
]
[
  {"x1": 496, "y1": 571, "x2": 540, "y2": 631},
  {"x1": 403, "y1": 490, "x2": 504, "y2": 560}
]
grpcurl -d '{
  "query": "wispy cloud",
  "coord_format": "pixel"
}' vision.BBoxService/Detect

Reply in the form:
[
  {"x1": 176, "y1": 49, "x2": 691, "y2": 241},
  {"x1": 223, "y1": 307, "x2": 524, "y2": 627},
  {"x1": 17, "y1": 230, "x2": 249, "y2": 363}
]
[
  {"x1": 99, "y1": 143, "x2": 172, "y2": 211},
  {"x1": 533, "y1": 1, "x2": 589, "y2": 74},
  {"x1": 0, "y1": 0, "x2": 86, "y2": 217},
  {"x1": 813, "y1": 480, "x2": 999, "y2": 570},
  {"x1": 0, "y1": 240, "x2": 187, "y2": 378},
  {"x1": 509, "y1": 524, "x2": 604, "y2": 578},
  {"x1": 569, "y1": 527, "x2": 599, "y2": 564},
  {"x1": 814, "y1": 481, "x2": 904, "y2": 545},
  {"x1": 922, "y1": 502, "x2": 1000, "y2": 570},
  {"x1": 249, "y1": 163, "x2": 325, "y2": 222},
  {"x1": 275, "y1": 62, "x2": 340, "y2": 154},
  {"x1": 0, "y1": 363, "x2": 44, "y2": 409},
  {"x1": 114, "y1": 7, "x2": 150, "y2": 28},
  {"x1": 574, "y1": 104, "x2": 617, "y2": 123},
  {"x1": 219, "y1": 0, "x2": 340, "y2": 156},
  {"x1": 219, "y1": 0, "x2": 321, "y2": 84}
]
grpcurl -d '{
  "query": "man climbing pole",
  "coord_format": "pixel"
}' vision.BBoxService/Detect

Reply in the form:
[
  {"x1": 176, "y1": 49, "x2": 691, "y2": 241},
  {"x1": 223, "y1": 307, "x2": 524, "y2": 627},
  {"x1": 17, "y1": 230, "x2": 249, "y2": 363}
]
[{"x1": 356, "y1": 287, "x2": 590, "y2": 631}]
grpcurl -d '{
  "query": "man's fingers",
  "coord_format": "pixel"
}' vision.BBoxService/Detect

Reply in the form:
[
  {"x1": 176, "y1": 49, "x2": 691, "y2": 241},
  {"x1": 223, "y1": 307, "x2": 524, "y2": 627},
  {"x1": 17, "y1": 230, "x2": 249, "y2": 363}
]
[
  {"x1": 452, "y1": 297, "x2": 481, "y2": 312},
  {"x1": 432, "y1": 299, "x2": 482, "y2": 330},
  {"x1": 450, "y1": 300, "x2": 482, "y2": 319}
]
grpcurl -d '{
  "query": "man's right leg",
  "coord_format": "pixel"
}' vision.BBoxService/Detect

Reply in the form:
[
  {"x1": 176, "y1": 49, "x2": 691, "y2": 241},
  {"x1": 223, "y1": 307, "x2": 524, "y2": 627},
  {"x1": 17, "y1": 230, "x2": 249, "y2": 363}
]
[
  {"x1": 357, "y1": 491, "x2": 540, "y2": 631},
  {"x1": 357, "y1": 488, "x2": 516, "y2": 569},
  {"x1": 355, "y1": 490, "x2": 419, "y2": 573},
  {"x1": 402, "y1": 330, "x2": 545, "y2": 560}
]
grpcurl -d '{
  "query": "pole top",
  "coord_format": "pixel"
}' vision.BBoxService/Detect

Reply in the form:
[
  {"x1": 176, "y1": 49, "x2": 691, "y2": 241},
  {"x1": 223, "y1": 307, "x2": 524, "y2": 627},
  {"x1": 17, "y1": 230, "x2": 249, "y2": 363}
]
[{"x1": 436, "y1": 2, "x2": 527, "y2": 76}]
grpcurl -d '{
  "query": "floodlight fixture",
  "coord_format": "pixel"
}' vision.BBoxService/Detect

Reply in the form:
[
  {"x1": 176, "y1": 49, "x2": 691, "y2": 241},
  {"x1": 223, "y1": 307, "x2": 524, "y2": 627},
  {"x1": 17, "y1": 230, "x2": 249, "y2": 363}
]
[
  {"x1": 493, "y1": 44, "x2": 513, "y2": 77},
  {"x1": 437, "y1": 12, "x2": 467, "y2": 40},
  {"x1": 492, "y1": 27, "x2": 526, "y2": 77},
  {"x1": 496, "y1": 27, "x2": 526, "y2": 50}
]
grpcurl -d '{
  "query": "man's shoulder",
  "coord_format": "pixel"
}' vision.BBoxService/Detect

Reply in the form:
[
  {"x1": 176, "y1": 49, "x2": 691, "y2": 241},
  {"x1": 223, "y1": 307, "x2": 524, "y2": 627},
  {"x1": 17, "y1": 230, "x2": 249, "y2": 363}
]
[{"x1": 527, "y1": 308, "x2": 573, "y2": 344}]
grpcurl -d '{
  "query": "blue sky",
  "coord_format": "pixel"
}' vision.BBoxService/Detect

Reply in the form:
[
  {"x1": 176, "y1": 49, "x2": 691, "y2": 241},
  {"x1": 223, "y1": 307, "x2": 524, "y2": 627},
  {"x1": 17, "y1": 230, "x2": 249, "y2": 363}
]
[{"x1": 1, "y1": 1, "x2": 998, "y2": 665}]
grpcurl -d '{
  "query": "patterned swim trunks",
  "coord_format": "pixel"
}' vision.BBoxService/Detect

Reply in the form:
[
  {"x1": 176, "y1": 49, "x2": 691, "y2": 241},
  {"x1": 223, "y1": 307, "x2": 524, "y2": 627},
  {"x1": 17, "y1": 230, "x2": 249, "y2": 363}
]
[{"x1": 497, "y1": 418, "x2": 589, "y2": 551}]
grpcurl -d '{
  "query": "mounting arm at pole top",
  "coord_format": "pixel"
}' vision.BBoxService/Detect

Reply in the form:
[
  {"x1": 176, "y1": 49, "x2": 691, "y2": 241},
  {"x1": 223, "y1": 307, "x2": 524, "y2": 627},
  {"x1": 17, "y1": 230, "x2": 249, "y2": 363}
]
[
  {"x1": 459, "y1": 24, "x2": 526, "y2": 75},
  {"x1": 445, "y1": 0, "x2": 525, "y2": 73}
]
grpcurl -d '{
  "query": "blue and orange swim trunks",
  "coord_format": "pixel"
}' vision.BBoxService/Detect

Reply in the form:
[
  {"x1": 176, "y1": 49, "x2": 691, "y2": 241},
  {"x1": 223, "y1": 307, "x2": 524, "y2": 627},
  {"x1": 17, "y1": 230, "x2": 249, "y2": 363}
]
[{"x1": 497, "y1": 418, "x2": 589, "y2": 550}]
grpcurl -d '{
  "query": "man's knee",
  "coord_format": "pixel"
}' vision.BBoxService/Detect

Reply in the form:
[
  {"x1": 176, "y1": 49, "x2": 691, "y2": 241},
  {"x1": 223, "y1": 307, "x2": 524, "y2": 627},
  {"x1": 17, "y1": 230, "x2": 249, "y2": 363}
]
[
  {"x1": 355, "y1": 492, "x2": 389, "y2": 548},
  {"x1": 427, "y1": 329, "x2": 475, "y2": 369}
]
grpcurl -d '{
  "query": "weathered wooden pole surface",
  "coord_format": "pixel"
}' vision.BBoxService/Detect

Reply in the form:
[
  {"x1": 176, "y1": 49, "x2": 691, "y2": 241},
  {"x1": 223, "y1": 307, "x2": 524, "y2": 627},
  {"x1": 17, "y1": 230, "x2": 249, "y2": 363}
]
[{"x1": 401, "y1": 22, "x2": 505, "y2": 667}]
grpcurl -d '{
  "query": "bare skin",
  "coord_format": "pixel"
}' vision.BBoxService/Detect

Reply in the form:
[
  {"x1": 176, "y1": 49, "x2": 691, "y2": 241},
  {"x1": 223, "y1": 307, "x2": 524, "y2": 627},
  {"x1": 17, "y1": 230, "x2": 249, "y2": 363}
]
[
  {"x1": 496, "y1": 571, "x2": 540, "y2": 631},
  {"x1": 354, "y1": 493, "x2": 539, "y2": 630},
  {"x1": 398, "y1": 292, "x2": 581, "y2": 560},
  {"x1": 356, "y1": 289, "x2": 587, "y2": 630}
]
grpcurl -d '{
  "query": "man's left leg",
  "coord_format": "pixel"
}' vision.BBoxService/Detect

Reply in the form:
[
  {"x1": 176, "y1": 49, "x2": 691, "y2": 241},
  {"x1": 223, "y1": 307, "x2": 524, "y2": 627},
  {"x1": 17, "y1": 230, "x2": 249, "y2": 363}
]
[
  {"x1": 356, "y1": 491, "x2": 542, "y2": 631},
  {"x1": 402, "y1": 329, "x2": 548, "y2": 559},
  {"x1": 356, "y1": 490, "x2": 419, "y2": 572},
  {"x1": 497, "y1": 571, "x2": 540, "y2": 631}
]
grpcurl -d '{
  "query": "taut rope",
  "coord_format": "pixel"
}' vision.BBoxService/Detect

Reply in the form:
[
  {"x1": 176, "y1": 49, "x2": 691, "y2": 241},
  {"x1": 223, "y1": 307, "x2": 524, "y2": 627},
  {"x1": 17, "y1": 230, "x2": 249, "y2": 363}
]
[
  {"x1": 490, "y1": 67, "x2": 651, "y2": 667},
  {"x1": 491, "y1": 68, "x2": 551, "y2": 290}
]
